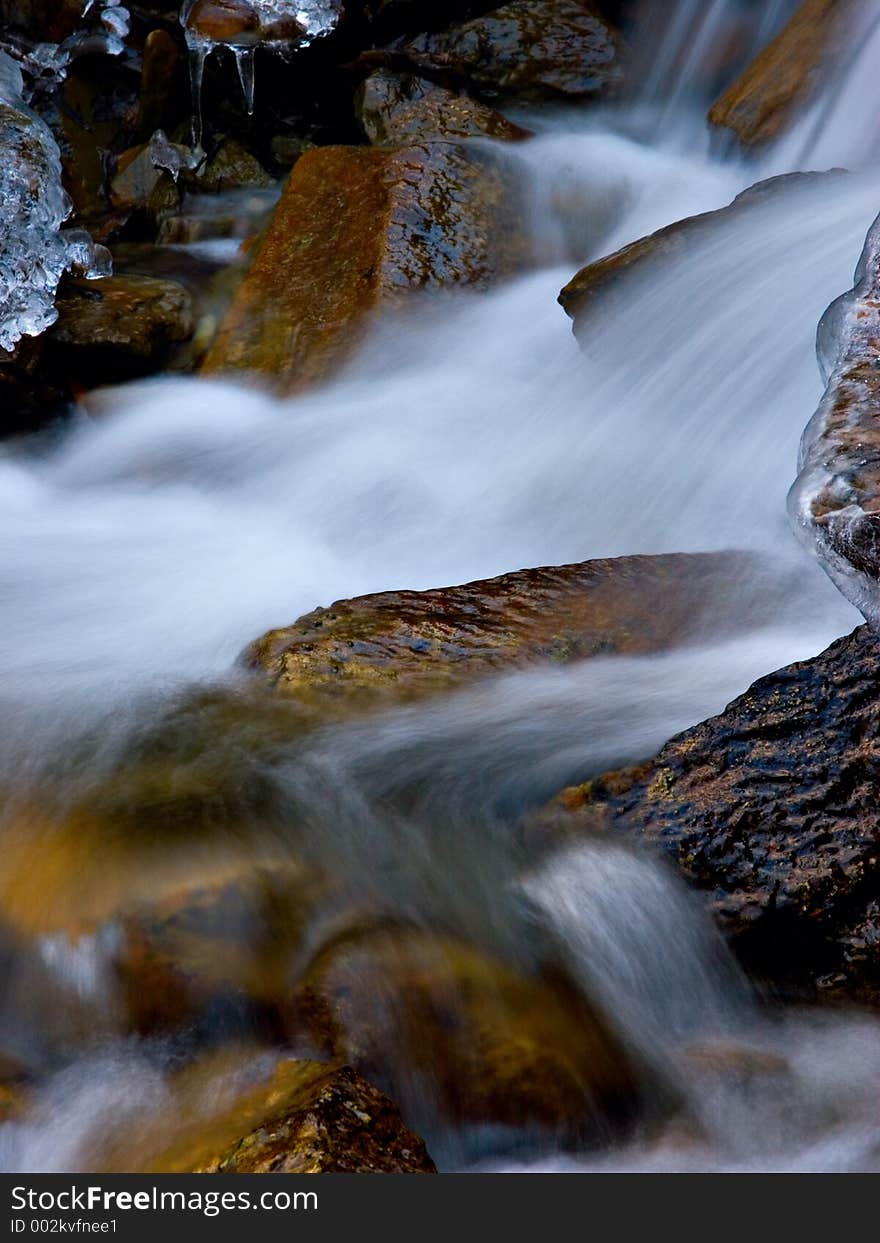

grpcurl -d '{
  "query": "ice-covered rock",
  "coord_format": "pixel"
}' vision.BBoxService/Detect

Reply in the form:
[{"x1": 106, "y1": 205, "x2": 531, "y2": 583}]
[
  {"x1": 0, "y1": 51, "x2": 110, "y2": 353},
  {"x1": 789, "y1": 208, "x2": 880, "y2": 625},
  {"x1": 180, "y1": 0, "x2": 343, "y2": 146}
]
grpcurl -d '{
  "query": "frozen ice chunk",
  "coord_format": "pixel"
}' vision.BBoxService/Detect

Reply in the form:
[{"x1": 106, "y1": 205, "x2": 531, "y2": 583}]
[{"x1": 0, "y1": 52, "x2": 111, "y2": 353}]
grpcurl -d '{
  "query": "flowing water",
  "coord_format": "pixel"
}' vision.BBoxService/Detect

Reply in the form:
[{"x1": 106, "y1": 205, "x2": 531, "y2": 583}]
[{"x1": 2, "y1": 0, "x2": 880, "y2": 1173}]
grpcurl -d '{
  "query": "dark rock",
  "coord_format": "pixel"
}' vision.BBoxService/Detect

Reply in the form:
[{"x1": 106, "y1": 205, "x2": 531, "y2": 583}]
[
  {"x1": 137, "y1": 29, "x2": 185, "y2": 139},
  {"x1": 201, "y1": 141, "x2": 529, "y2": 392},
  {"x1": 708, "y1": 0, "x2": 860, "y2": 149},
  {"x1": 356, "y1": 69, "x2": 531, "y2": 144},
  {"x1": 243, "y1": 552, "x2": 777, "y2": 710},
  {"x1": 192, "y1": 137, "x2": 275, "y2": 192},
  {"x1": 0, "y1": 337, "x2": 72, "y2": 437},
  {"x1": 110, "y1": 143, "x2": 180, "y2": 219},
  {"x1": 789, "y1": 209, "x2": 880, "y2": 626},
  {"x1": 51, "y1": 274, "x2": 194, "y2": 358},
  {"x1": 395, "y1": 0, "x2": 625, "y2": 102},
  {"x1": 58, "y1": 60, "x2": 139, "y2": 233},
  {"x1": 548, "y1": 625, "x2": 880, "y2": 1005}
]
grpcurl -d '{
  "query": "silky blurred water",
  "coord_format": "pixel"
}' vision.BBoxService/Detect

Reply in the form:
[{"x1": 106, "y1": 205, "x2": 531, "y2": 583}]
[{"x1": 2, "y1": 0, "x2": 880, "y2": 1174}]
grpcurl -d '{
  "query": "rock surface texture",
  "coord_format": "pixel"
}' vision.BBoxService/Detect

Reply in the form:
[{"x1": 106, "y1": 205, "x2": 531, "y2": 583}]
[
  {"x1": 356, "y1": 69, "x2": 530, "y2": 144},
  {"x1": 550, "y1": 626, "x2": 880, "y2": 1006},
  {"x1": 244, "y1": 552, "x2": 769, "y2": 706},
  {"x1": 201, "y1": 141, "x2": 527, "y2": 391},
  {"x1": 144, "y1": 1058, "x2": 437, "y2": 1172},
  {"x1": 395, "y1": 0, "x2": 624, "y2": 101}
]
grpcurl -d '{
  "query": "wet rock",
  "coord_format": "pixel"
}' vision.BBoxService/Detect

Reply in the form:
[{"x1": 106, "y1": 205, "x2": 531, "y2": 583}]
[
  {"x1": 789, "y1": 209, "x2": 880, "y2": 626},
  {"x1": 186, "y1": 1062, "x2": 436, "y2": 1173},
  {"x1": 291, "y1": 927, "x2": 640, "y2": 1142},
  {"x1": 51, "y1": 274, "x2": 193, "y2": 358},
  {"x1": 192, "y1": 136, "x2": 274, "y2": 191},
  {"x1": 559, "y1": 172, "x2": 840, "y2": 343},
  {"x1": 708, "y1": 0, "x2": 860, "y2": 149},
  {"x1": 201, "y1": 140, "x2": 529, "y2": 391},
  {"x1": 110, "y1": 143, "x2": 173, "y2": 214},
  {"x1": 549, "y1": 625, "x2": 880, "y2": 1005},
  {"x1": 394, "y1": 0, "x2": 624, "y2": 102},
  {"x1": 243, "y1": 552, "x2": 773, "y2": 709},
  {"x1": 0, "y1": 336, "x2": 72, "y2": 435},
  {"x1": 269, "y1": 133, "x2": 313, "y2": 166},
  {"x1": 356, "y1": 69, "x2": 531, "y2": 144},
  {"x1": 57, "y1": 56, "x2": 140, "y2": 233},
  {"x1": 101, "y1": 1053, "x2": 436, "y2": 1172},
  {"x1": 185, "y1": 0, "x2": 261, "y2": 43}
]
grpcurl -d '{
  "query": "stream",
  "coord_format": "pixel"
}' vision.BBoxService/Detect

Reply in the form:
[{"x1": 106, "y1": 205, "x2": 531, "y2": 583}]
[{"x1": 2, "y1": 0, "x2": 880, "y2": 1173}]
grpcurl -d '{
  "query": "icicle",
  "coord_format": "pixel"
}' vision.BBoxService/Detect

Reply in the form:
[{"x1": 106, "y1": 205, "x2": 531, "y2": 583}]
[
  {"x1": 185, "y1": 35, "x2": 209, "y2": 154},
  {"x1": 234, "y1": 45, "x2": 256, "y2": 115}
]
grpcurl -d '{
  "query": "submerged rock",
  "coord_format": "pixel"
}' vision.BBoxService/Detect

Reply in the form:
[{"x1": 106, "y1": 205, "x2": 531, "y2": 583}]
[
  {"x1": 708, "y1": 0, "x2": 860, "y2": 148},
  {"x1": 789, "y1": 209, "x2": 880, "y2": 625},
  {"x1": 356, "y1": 69, "x2": 531, "y2": 145},
  {"x1": 394, "y1": 0, "x2": 624, "y2": 102},
  {"x1": 243, "y1": 552, "x2": 776, "y2": 709},
  {"x1": 549, "y1": 625, "x2": 880, "y2": 1006},
  {"x1": 291, "y1": 927, "x2": 640, "y2": 1143},
  {"x1": 559, "y1": 172, "x2": 839, "y2": 342},
  {"x1": 201, "y1": 140, "x2": 528, "y2": 391}
]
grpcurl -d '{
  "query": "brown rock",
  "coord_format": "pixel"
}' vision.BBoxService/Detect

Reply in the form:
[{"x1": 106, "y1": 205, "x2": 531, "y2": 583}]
[
  {"x1": 184, "y1": 0, "x2": 260, "y2": 42},
  {"x1": 397, "y1": 0, "x2": 624, "y2": 101},
  {"x1": 356, "y1": 70, "x2": 532, "y2": 144},
  {"x1": 184, "y1": 0, "x2": 314, "y2": 44},
  {"x1": 243, "y1": 551, "x2": 776, "y2": 709},
  {"x1": 559, "y1": 172, "x2": 841, "y2": 343},
  {"x1": 137, "y1": 30, "x2": 184, "y2": 138},
  {"x1": 292, "y1": 928, "x2": 640, "y2": 1140},
  {"x1": 548, "y1": 625, "x2": 880, "y2": 1005},
  {"x1": 51, "y1": 275, "x2": 194, "y2": 358},
  {"x1": 92, "y1": 1053, "x2": 436, "y2": 1172},
  {"x1": 114, "y1": 864, "x2": 312, "y2": 1037},
  {"x1": 789, "y1": 208, "x2": 880, "y2": 625},
  {"x1": 201, "y1": 141, "x2": 529, "y2": 392},
  {"x1": 708, "y1": 0, "x2": 860, "y2": 148}
]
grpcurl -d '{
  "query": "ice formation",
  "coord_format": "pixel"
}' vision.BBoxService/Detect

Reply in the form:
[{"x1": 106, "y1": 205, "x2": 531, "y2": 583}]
[
  {"x1": 0, "y1": 52, "x2": 110, "y2": 354},
  {"x1": 180, "y1": 0, "x2": 344, "y2": 147},
  {"x1": 1, "y1": 3, "x2": 131, "y2": 105}
]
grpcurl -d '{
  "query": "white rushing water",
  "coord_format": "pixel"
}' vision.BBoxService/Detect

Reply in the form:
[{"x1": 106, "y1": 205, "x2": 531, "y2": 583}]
[{"x1": 3, "y1": 0, "x2": 880, "y2": 1174}]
